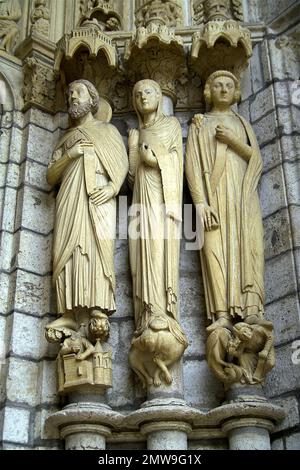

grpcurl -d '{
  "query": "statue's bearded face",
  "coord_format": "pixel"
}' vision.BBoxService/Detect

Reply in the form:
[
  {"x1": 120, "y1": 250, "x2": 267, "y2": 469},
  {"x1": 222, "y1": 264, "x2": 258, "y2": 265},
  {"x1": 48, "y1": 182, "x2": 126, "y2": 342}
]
[
  {"x1": 210, "y1": 76, "x2": 235, "y2": 107},
  {"x1": 68, "y1": 82, "x2": 93, "y2": 119},
  {"x1": 134, "y1": 84, "x2": 159, "y2": 115}
]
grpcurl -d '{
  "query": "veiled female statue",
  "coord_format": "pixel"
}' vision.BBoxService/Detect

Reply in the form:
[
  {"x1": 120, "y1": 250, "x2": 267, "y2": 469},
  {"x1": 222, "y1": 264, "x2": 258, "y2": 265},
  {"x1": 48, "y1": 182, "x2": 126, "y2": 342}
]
[
  {"x1": 186, "y1": 70, "x2": 274, "y2": 385},
  {"x1": 128, "y1": 79, "x2": 188, "y2": 388}
]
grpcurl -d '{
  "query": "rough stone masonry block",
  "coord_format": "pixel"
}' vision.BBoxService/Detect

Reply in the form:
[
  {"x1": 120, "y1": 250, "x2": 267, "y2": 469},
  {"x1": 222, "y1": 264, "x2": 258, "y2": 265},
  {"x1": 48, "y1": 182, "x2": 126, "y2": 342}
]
[
  {"x1": 259, "y1": 165, "x2": 286, "y2": 219},
  {"x1": 290, "y1": 205, "x2": 300, "y2": 248},
  {"x1": 0, "y1": 272, "x2": 16, "y2": 314},
  {"x1": 14, "y1": 270, "x2": 54, "y2": 316},
  {"x1": 261, "y1": 140, "x2": 282, "y2": 173},
  {"x1": 265, "y1": 250, "x2": 297, "y2": 304},
  {"x1": 250, "y1": 86, "x2": 275, "y2": 123},
  {"x1": 250, "y1": 43, "x2": 264, "y2": 93},
  {"x1": 280, "y1": 135, "x2": 300, "y2": 163},
  {"x1": 114, "y1": 238, "x2": 130, "y2": 276},
  {"x1": 39, "y1": 360, "x2": 60, "y2": 405},
  {"x1": 253, "y1": 111, "x2": 278, "y2": 147},
  {"x1": 265, "y1": 293, "x2": 300, "y2": 346},
  {"x1": 6, "y1": 357, "x2": 39, "y2": 406},
  {"x1": 182, "y1": 309, "x2": 206, "y2": 358},
  {"x1": 1, "y1": 186, "x2": 18, "y2": 232},
  {"x1": 2, "y1": 407, "x2": 31, "y2": 444},
  {"x1": 23, "y1": 159, "x2": 51, "y2": 192},
  {"x1": 107, "y1": 362, "x2": 135, "y2": 409},
  {"x1": 10, "y1": 312, "x2": 45, "y2": 359},
  {"x1": 115, "y1": 274, "x2": 133, "y2": 319},
  {"x1": 25, "y1": 125, "x2": 55, "y2": 165},
  {"x1": 18, "y1": 186, "x2": 55, "y2": 235},
  {"x1": 264, "y1": 342, "x2": 300, "y2": 398},
  {"x1": 272, "y1": 395, "x2": 300, "y2": 432},
  {"x1": 0, "y1": 230, "x2": 18, "y2": 271},
  {"x1": 286, "y1": 433, "x2": 300, "y2": 450},
  {"x1": 277, "y1": 106, "x2": 300, "y2": 136},
  {"x1": 35, "y1": 407, "x2": 60, "y2": 440},
  {"x1": 7, "y1": 126, "x2": 25, "y2": 164},
  {"x1": 268, "y1": 39, "x2": 300, "y2": 81},
  {"x1": 183, "y1": 359, "x2": 224, "y2": 410},
  {"x1": 17, "y1": 230, "x2": 52, "y2": 275},
  {"x1": 271, "y1": 438, "x2": 284, "y2": 450},
  {"x1": 3, "y1": 161, "x2": 20, "y2": 188},
  {"x1": 238, "y1": 99, "x2": 250, "y2": 122},
  {"x1": 180, "y1": 274, "x2": 204, "y2": 318},
  {"x1": 263, "y1": 208, "x2": 292, "y2": 260},
  {"x1": 283, "y1": 160, "x2": 300, "y2": 206}
]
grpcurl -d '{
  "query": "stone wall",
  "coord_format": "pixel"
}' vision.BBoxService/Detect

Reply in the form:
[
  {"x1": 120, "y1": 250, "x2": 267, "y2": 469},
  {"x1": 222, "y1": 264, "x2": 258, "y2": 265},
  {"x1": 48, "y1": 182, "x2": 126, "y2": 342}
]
[{"x1": 0, "y1": 0, "x2": 299, "y2": 450}]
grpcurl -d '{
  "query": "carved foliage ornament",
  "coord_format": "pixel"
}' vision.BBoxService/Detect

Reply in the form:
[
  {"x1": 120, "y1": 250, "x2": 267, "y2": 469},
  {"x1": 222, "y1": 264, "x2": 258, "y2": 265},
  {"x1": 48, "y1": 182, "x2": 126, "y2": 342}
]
[{"x1": 22, "y1": 57, "x2": 56, "y2": 112}]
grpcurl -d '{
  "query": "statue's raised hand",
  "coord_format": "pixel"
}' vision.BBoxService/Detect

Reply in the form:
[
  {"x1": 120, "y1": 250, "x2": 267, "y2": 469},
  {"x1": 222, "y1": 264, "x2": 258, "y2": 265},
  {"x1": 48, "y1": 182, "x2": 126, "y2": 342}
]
[{"x1": 215, "y1": 124, "x2": 237, "y2": 147}]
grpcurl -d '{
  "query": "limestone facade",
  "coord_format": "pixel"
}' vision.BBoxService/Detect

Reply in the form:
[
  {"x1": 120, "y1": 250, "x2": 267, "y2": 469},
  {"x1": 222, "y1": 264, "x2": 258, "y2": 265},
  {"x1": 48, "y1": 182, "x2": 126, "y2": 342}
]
[{"x1": 0, "y1": 0, "x2": 299, "y2": 450}]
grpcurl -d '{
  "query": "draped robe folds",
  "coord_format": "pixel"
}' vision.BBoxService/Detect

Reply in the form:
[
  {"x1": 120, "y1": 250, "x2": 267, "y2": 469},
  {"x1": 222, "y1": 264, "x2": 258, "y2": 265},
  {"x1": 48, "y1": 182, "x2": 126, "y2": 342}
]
[
  {"x1": 0, "y1": 1, "x2": 21, "y2": 47},
  {"x1": 186, "y1": 112, "x2": 264, "y2": 320},
  {"x1": 129, "y1": 116, "x2": 183, "y2": 333},
  {"x1": 47, "y1": 120, "x2": 128, "y2": 315}
]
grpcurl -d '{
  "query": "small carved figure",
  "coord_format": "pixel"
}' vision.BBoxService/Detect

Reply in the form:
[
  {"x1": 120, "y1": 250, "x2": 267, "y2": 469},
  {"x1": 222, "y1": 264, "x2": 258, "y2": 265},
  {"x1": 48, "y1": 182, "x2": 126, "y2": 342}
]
[
  {"x1": 0, "y1": 0, "x2": 21, "y2": 54},
  {"x1": 31, "y1": 0, "x2": 50, "y2": 37}
]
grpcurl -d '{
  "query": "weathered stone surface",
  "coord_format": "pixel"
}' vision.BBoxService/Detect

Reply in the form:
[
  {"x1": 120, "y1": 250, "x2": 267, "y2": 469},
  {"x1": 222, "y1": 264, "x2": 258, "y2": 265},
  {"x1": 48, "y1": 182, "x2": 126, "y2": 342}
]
[
  {"x1": 182, "y1": 311, "x2": 206, "y2": 358},
  {"x1": 16, "y1": 186, "x2": 55, "y2": 235},
  {"x1": 2, "y1": 161, "x2": 20, "y2": 188},
  {"x1": 238, "y1": 99, "x2": 250, "y2": 122},
  {"x1": 250, "y1": 43, "x2": 264, "y2": 93},
  {"x1": 115, "y1": 274, "x2": 134, "y2": 319},
  {"x1": 283, "y1": 160, "x2": 300, "y2": 205},
  {"x1": 263, "y1": 208, "x2": 292, "y2": 260},
  {"x1": 115, "y1": 239, "x2": 130, "y2": 276},
  {"x1": 2, "y1": 407, "x2": 31, "y2": 444},
  {"x1": 290, "y1": 205, "x2": 300, "y2": 248},
  {"x1": 180, "y1": 274, "x2": 205, "y2": 317},
  {"x1": 286, "y1": 432, "x2": 300, "y2": 450},
  {"x1": 259, "y1": 165, "x2": 286, "y2": 219},
  {"x1": 277, "y1": 106, "x2": 300, "y2": 136},
  {"x1": 35, "y1": 408, "x2": 60, "y2": 440},
  {"x1": 25, "y1": 125, "x2": 55, "y2": 165},
  {"x1": 240, "y1": 68, "x2": 253, "y2": 101},
  {"x1": 264, "y1": 343, "x2": 300, "y2": 398},
  {"x1": 250, "y1": 86, "x2": 275, "y2": 123},
  {"x1": 180, "y1": 243, "x2": 201, "y2": 274},
  {"x1": 0, "y1": 231, "x2": 18, "y2": 271},
  {"x1": 272, "y1": 395, "x2": 300, "y2": 432},
  {"x1": 14, "y1": 270, "x2": 54, "y2": 316},
  {"x1": 39, "y1": 360, "x2": 60, "y2": 404},
  {"x1": 1, "y1": 187, "x2": 18, "y2": 232},
  {"x1": 10, "y1": 312, "x2": 45, "y2": 359},
  {"x1": 265, "y1": 293, "x2": 300, "y2": 346},
  {"x1": 261, "y1": 141, "x2": 281, "y2": 173},
  {"x1": 271, "y1": 438, "x2": 284, "y2": 450},
  {"x1": 6, "y1": 357, "x2": 39, "y2": 406},
  {"x1": 17, "y1": 231, "x2": 52, "y2": 275},
  {"x1": 183, "y1": 359, "x2": 224, "y2": 410},
  {"x1": 253, "y1": 111, "x2": 277, "y2": 146},
  {"x1": 265, "y1": 250, "x2": 298, "y2": 304},
  {"x1": 107, "y1": 362, "x2": 135, "y2": 408},
  {"x1": 0, "y1": 272, "x2": 16, "y2": 314}
]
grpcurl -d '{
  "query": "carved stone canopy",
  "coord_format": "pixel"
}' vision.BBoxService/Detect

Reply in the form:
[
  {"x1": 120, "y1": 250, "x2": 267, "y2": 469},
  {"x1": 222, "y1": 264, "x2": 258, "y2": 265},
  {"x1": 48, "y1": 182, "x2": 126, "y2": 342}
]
[
  {"x1": 124, "y1": 23, "x2": 185, "y2": 103},
  {"x1": 79, "y1": 0, "x2": 122, "y2": 32},
  {"x1": 191, "y1": 20, "x2": 252, "y2": 79},
  {"x1": 54, "y1": 21, "x2": 124, "y2": 114}
]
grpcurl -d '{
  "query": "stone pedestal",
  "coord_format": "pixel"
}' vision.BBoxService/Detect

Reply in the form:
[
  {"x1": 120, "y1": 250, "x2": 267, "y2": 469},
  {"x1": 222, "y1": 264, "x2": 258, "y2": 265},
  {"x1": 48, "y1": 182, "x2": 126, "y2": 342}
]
[
  {"x1": 141, "y1": 421, "x2": 191, "y2": 450},
  {"x1": 61, "y1": 424, "x2": 110, "y2": 450},
  {"x1": 45, "y1": 402, "x2": 123, "y2": 450},
  {"x1": 222, "y1": 418, "x2": 272, "y2": 450}
]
